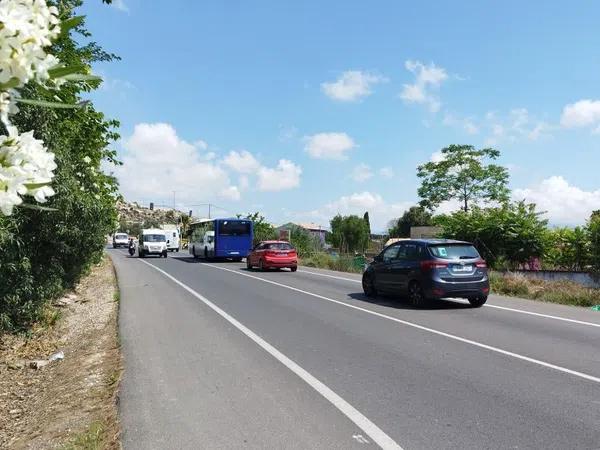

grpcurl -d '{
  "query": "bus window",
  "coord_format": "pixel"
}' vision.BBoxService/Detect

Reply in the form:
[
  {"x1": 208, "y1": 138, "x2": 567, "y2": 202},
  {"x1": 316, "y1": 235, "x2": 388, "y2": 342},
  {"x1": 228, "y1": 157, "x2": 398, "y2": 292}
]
[{"x1": 219, "y1": 220, "x2": 250, "y2": 236}]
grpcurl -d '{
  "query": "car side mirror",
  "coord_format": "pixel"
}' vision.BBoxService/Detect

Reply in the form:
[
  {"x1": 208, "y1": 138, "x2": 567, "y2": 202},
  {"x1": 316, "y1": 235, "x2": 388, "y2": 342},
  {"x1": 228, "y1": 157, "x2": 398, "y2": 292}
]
[
  {"x1": 167, "y1": 240, "x2": 170, "y2": 244},
  {"x1": 374, "y1": 254, "x2": 382, "y2": 262}
]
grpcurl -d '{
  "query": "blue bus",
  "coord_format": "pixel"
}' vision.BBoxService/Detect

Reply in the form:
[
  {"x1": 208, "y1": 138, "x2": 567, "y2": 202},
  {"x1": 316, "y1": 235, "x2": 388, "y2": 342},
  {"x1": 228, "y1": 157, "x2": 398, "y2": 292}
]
[{"x1": 188, "y1": 218, "x2": 253, "y2": 261}]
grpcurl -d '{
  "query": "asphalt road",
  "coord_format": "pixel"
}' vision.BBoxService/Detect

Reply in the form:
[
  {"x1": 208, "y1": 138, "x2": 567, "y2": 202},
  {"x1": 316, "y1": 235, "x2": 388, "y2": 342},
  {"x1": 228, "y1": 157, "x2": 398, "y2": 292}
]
[{"x1": 110, "y1": 249, "x2": 600, "y2": 450}]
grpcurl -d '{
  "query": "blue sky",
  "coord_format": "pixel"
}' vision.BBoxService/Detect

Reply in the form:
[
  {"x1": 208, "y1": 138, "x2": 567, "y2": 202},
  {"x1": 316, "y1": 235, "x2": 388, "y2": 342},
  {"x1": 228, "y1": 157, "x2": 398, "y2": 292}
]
[{"x1": 82, "y1": 0, "x2": 600, "y2": 231}]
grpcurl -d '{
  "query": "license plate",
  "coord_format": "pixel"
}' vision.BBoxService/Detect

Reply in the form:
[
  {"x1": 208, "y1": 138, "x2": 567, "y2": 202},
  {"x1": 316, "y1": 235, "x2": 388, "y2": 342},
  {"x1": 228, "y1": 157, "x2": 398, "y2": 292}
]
[
  {"x1": 453, "y1": 265, "x2": 472, "y2": 272},
  {"x1": 229, "y1": 251, "x2": 239, "y2": 255},
  {"x1": 280, "y1": 253, "x2": 288, "y2": 256}
]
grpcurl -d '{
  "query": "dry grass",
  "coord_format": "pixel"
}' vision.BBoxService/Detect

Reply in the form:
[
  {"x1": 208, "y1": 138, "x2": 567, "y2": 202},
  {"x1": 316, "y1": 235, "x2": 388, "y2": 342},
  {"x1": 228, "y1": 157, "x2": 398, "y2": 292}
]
[
  {"x1": 489, "y1": 271, "x2": 600, "y2": 307},
  {"x1": 0, "y1": 255, "x2": 121, "y2": 449}
]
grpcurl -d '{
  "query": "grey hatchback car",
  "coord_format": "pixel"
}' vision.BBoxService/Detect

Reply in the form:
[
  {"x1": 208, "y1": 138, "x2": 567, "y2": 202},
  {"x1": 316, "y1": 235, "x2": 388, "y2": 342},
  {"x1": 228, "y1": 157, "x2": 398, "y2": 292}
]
[{"x1": 362, "y1": 239, "x2": 490, "y2": 307}]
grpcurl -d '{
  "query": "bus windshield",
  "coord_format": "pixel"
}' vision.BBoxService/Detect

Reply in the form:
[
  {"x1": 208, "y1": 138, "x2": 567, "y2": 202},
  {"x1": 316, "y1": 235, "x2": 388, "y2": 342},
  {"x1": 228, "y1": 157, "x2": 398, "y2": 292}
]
[{"x1": 219, "y1": 221, "x2": 251, "y2": 236}]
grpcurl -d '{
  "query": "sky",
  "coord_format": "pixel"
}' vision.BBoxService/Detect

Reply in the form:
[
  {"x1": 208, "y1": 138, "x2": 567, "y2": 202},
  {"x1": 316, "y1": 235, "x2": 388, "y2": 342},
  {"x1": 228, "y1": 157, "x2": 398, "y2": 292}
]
[{"x1": 81, "y1": 0, "x2": 600, "y2": 232}]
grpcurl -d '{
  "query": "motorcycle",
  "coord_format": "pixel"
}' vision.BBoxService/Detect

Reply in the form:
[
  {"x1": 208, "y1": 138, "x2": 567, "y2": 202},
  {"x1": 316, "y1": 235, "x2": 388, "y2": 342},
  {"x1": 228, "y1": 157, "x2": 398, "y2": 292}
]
[{"x1": 128, "y1": 241, "x2": 136, "y2": 256}]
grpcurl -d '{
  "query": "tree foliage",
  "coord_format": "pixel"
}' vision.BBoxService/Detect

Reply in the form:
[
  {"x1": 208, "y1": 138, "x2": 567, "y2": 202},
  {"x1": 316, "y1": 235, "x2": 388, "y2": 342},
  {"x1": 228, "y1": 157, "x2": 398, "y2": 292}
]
[
  {"x1": 417, "y1": 145, "x2": 510, "y2": 212},
  {"x1": 0, "y1": 1, "x2": 120, "y2": 332},
  {"x1": 435, "y1": 202, "x2": 548, "y2": 268},
  {"x1": 588, "y1": 210, "x2": 600, "y2": 272},
  {"x1": 388, "y1": 206, "x2": 433, "y2": 238},
  {"x1": 329, "y1": 214, "x2": 370, "y2": 253},
  {"x1": 245, "y1": 212, "x2": 277, "y2": 246},
  {"x1": 542, "y1": 227, "x2": 589, "y2": 271}
]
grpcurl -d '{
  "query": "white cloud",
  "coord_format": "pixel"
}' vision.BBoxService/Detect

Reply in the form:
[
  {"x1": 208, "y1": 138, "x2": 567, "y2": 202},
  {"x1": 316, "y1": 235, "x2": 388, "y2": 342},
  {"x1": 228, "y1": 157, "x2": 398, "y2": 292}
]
[
  {"x1": 351, "y1": 164, "x2": 373, "y2": 182},
  {"x1": 116, "y1": 123, "x2": 239, "y2": 204},
  {"x1": 295, "y1": 191, "x2": 413, "y2": 232},
  {"x1": 400, "y1": 60, "x2": 448, "y2": 113},
  {"x1": 430, "y1": 151, "x2": 445, "y2": 163},
  {"x1": 221, "y1": 186, "x2": 241, "y2": 201},
  {"x1": 443, "y1": 113, "x2": 479, "y2": 135},
  {"x1": 304, "y1": 132, "x2": 356, "y2": 160},
  {"x1": 239, "y1": 175, "x2": 249, "y2": 190},
  {"x1": 222, "y1": 150, "x2": 261, "y2": 173},
  {"x1": 379, "y1": 167, "x2": 394, "y2": 178},
  {"x1": 513, "y1": 176, "x2": 600, "y2": 225},
  {"x1": 321, "y1": 70, "x2": 387, "y2": 102},
  {"x1": 482, "y1": 108, "x2": 551, "y2": 145},
  {"x1": 257, "y1": 160, "x2": 302, "y2": 192},
  {"x1": 560, "y1": 99, "x2": 600, "y2": 131},
  {"x1": 111, "y1": 0, "x2": 128, "y2": 12}
]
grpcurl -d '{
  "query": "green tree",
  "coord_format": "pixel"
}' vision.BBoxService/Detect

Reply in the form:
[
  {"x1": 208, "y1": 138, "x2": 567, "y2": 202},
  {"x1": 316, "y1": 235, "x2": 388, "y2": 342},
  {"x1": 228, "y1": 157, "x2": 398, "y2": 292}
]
[
  {"x1": 245, "y1": 212, "x2": 277, "y2": 245},
  {"x1": 435, "y1": 202, "x2": 547, "y2": 268},
  {"x1": 388, "y1": 206, "x2": 433, "y2": 238},
  {"x1": 417, "y1": 145, "x2": 510, "y2": 212},
  {"x1": 363, "y1": 212, "x2": 371, "y2": 236},
  {"x1": 543, "y1": 227, "x2": 589, "y2": 270},
  {"x1": 329, "y1": 214, "x2": 370, "y2": 253},
  {"x1": 588, "y1": 210, "x2": 600, "y2": 272}
]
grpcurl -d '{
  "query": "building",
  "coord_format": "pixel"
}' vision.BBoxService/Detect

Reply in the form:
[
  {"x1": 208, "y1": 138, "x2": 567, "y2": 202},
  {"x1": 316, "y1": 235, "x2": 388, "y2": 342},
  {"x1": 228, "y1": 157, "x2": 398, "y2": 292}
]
[{"x1": 276, "y1": 222, "x2": 328, "y2": 244}]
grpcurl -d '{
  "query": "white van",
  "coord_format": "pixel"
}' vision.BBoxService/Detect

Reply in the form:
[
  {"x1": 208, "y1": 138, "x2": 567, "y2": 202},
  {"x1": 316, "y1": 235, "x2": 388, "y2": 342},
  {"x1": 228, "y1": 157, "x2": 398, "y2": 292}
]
[
  {"x1": 138, "y1": 229, "x2": 168, "y2": 258},
  {"x1": 166, "y1": 228, "x2": 180, "y2": 252},
  {"x1": 190, "y1": 230, "x2": 215, "y2": 259},
  {"x1": 113, "y1": 232, "x2": 129, "y2": 248}
]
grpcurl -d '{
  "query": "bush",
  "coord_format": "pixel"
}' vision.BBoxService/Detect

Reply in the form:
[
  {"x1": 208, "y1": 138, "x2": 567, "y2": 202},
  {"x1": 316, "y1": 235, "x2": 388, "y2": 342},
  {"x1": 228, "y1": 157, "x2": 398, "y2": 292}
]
[
  {"x1": 0, "y1": 2, "x2": 119, "y2": 332},
  {"x1": 300, "y1": 252, "x2": 364, "y2": 273}
]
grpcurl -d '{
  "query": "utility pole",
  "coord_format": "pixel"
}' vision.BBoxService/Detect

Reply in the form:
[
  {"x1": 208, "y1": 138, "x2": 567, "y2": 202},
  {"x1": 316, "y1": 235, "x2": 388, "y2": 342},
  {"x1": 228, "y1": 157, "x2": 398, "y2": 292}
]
[
  {"x1": 172, "y1": 191, "x2": 178, "y2": 210},
  {"x1": 208, "y1": 203, "x2": 211, "y2": 219}
]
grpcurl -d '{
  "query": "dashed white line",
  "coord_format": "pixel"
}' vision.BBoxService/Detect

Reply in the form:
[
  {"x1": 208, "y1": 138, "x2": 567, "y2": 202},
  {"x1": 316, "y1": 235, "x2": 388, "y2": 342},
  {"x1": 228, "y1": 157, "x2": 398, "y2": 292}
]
[
  {"x1": 204, "y1": 263, "x2": 600, "y2": 385},
  {"x1": 137, "y1": 258, "x2": 402, "y2": 450},
  {"x1": 298, "y1": 268, "x2": 600, "y2": 329}
]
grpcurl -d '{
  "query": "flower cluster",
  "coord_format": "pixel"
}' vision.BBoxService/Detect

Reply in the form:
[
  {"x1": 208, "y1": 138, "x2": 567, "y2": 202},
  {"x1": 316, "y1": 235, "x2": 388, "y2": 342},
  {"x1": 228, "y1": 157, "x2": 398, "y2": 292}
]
[
  {"x1": 0, "y1": 127, "x2": 56, "y2": 215},
  {"x1": 0, "y1": 0, "x2": 62, "y2": 214},
  {"x1": 0, "y1": 0, "x2": 61, "y2": 89}
]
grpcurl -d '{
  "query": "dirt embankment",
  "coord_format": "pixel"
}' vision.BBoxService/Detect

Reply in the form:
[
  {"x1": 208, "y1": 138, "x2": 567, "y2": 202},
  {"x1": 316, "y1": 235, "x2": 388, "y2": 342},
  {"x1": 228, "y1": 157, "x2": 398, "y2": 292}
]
[{"x1": 0, "y1": 256, "x2": 121, "y2": 449}]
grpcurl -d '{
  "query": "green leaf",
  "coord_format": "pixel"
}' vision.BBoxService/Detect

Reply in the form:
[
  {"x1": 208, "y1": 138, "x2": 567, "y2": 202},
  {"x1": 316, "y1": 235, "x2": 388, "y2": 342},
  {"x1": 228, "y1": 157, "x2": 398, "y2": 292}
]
[
  {"x1": 24, "y1": 182, "x2": 52, "y2": 190},
  {"x1": 58, "y1": 73, "x2": 102, "y2": 82},
  {"x1": 15, "y1": 98, "x2": 83, "y2": 109},
  {"x1": 0, "y1": 78, "x2": 21, "y2": 90},
  {"x1": 19, "y1": 203, "x2": 58, "y2": 212},
  {"x1": 58, "y1": 16, "x2": 85, "y2": 39},
  {"x1": 48, "y1": 64, "x2": 86, "y2": 79}
]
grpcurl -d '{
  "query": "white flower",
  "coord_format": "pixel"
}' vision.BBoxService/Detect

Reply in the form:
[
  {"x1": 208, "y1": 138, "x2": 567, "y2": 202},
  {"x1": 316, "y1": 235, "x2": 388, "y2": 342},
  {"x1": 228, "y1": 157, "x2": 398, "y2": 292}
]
[
  {"x1": 0, "y1": 90, "x2": 20, "y2": 125},
  {"x1": 83, "y1": 156, "x2": 91, "y2": 164},
  {"x1": 0, "y1": 126, "x2": 56, "y2": 215},
  {"x1": 0, "y1": 0, "x2": 61, "y2": 88}
]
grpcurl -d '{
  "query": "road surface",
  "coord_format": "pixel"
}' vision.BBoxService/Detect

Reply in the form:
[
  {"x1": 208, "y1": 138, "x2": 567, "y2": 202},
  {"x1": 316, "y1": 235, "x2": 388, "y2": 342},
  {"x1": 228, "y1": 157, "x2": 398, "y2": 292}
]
[{"x1": 110, "y1": 249, "x2": 600, "y2": 449}]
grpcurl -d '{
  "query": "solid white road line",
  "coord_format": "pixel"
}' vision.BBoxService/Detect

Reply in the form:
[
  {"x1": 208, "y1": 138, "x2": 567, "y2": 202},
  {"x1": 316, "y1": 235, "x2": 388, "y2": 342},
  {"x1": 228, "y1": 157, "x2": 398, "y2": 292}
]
[
  {"x1": 205, "y1": 263, "x2": 600, "y2": 385},
  {"x1": 137, "y1": 258, "x2": 402, "y2": 450},
  {"x1": 298, "y1": 268, "x2": 600, "y2": 329}
]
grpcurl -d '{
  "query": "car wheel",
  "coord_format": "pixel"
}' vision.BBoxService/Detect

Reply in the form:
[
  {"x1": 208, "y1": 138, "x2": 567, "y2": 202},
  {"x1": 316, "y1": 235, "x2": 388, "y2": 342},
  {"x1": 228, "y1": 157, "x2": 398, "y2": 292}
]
[
  {"x1": 139, "y1": 250, "x2": 145, "y2": 258},
  {"x1": 163, "y1": 251, "x2": 168, "y2": 258},
  {"x1": 258, "y1": 259, "x2": 265, "y2": 271},
  {"x1": 362, "y1": 272, "x2": 377, "y2": 297},
  {"x1": 408, "y1": 281, "x2": 427, "y2": 307},
  {"x1": 468, "y1": 295, "x2": 488, "y2": 308},
  {"x1": 290, "y1": 266, "x2": 297, "y2": 272},
  {"x1": 246, "y1": 258, "x2": 252, "y2": 270}
]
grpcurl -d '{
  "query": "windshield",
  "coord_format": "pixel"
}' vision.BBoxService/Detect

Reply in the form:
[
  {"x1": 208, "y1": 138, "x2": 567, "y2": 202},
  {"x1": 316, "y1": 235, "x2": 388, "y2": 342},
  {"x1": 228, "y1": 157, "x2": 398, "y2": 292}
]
[
  {"x1": 428, "y1": 244, "x2": 480, "y2": 259},
  {"x1": 265, "y1": 243, "x2": 293, "y2": 250},
  {"x1": 115, "y1": 234, "x2": 128, "y2": 240},
  {"x1": 143, "y1": 234, "x2": 166, "y2": 243},
  {"x1": 219, "y1": 221, "x2": 251, "y2": 236}
]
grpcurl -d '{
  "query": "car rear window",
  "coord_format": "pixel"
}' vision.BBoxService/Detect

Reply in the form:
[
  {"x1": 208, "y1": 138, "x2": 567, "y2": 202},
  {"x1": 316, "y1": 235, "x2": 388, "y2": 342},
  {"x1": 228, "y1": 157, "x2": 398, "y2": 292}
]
[
  {"x1": 265, "y1": 243, "x2": 293, "y2": 250},
  {"x1": 428, "y1": 244, "x2": 480, "y2": 259}
]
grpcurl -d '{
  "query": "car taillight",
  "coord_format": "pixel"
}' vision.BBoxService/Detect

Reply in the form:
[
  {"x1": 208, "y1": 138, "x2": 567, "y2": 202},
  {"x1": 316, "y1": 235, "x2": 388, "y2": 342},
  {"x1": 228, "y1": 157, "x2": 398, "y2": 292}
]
[
  {"x1": 420, "y1": 260, "x2": 448, "y2": 271},
  {"x1": 475, "y1": 260, "x2": 487, "y2": 268}
]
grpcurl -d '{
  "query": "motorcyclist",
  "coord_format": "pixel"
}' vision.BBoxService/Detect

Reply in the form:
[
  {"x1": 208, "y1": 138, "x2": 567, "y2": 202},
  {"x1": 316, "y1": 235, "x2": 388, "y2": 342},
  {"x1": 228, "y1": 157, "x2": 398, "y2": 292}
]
[{"x1": 128, "y1": 237, "x2": 136, "y2": 255}]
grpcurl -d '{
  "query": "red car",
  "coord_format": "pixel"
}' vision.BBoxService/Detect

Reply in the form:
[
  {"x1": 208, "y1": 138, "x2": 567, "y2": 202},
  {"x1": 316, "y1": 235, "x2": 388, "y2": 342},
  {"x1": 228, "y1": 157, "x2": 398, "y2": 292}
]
[{"x1": 246, "y1": 241, "x2": 298, "y2": 271}]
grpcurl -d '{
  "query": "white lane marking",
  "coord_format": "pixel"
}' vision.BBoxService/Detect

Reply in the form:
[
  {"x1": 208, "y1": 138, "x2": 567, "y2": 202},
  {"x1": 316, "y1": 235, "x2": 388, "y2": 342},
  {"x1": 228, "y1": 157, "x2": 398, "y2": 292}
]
[
  {"x1": 137, "y1": 259, "x2": 402, "y2": 450},
  {"x1": 205, "y1": 263, "x2": 600, "y2": 385},
  {"x1": 298, "y1": 269, "x2": 600, "y2": 329}
]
